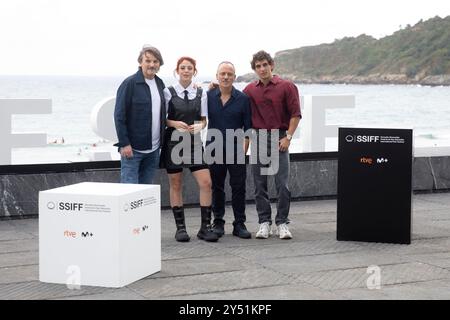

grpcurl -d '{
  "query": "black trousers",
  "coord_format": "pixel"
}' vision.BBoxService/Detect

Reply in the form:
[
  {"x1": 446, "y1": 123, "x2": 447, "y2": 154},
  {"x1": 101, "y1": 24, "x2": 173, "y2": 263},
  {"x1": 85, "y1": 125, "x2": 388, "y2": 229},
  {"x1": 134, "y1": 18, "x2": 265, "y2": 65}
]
[{"x1": 209, "y1": 163, "x2": 247, "y2": 226}]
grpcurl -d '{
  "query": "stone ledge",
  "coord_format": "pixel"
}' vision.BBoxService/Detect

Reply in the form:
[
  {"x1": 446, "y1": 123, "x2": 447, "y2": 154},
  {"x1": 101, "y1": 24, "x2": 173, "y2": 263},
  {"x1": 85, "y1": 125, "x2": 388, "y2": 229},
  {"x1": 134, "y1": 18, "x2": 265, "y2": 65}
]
[{"x1": 1, "y1": 156, "x2": 449, "y2": 217}]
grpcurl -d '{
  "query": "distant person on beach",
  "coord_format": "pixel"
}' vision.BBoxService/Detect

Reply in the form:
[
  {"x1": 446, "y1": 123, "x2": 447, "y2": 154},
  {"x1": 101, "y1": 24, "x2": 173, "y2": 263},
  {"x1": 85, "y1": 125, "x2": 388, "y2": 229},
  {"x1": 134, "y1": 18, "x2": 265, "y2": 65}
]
[
  {"x1": 207, "y1": 61, "x2": 252, "y2": 239},
  {"x1": 243, "y1": 50, "x2": 301, "y2": 240},
  {"x1": 114, "y1": 45, "x2": 166, "y2": 184},
  {"x1": 161, "y1": 56, "x2": 218, "y2": 242}
]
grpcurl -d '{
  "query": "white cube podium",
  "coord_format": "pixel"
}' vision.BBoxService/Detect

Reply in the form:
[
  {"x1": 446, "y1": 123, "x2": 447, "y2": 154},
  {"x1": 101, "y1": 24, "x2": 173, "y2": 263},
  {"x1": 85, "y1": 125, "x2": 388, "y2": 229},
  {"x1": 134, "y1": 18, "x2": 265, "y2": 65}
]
[{"x1": 39, "y1": 182, "x2": 161, "y2": 288}]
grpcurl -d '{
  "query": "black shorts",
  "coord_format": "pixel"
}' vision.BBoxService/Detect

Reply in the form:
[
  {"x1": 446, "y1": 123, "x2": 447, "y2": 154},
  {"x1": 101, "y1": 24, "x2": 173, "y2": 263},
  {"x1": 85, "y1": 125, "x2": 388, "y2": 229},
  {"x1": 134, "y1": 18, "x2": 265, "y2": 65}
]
[{"x1": 166, "y1": 164, "x2": 209, "y2": 174}]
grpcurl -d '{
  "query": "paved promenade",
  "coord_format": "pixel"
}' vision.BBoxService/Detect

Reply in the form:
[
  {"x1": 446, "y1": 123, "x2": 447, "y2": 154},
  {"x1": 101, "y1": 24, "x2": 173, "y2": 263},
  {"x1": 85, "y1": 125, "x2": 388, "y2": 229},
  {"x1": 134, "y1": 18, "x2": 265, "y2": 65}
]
[{"x1": 1, "y1": 192, "x2": 449, "y2": 300}]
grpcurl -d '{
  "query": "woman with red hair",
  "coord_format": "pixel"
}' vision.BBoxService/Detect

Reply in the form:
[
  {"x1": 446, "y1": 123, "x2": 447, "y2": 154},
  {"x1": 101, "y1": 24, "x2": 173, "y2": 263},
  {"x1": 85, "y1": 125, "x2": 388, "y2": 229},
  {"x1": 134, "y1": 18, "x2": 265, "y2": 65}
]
[{"x1": 162, "y1": 57, "x2": 218, "y2": 243}]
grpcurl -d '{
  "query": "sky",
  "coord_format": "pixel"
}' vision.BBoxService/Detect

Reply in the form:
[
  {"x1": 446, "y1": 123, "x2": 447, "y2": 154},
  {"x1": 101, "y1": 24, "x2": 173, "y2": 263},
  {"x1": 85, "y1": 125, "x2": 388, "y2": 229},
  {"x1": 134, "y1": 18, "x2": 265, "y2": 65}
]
[{"x1": 1, "y1": 0, "x2": 449, "y2": 78}]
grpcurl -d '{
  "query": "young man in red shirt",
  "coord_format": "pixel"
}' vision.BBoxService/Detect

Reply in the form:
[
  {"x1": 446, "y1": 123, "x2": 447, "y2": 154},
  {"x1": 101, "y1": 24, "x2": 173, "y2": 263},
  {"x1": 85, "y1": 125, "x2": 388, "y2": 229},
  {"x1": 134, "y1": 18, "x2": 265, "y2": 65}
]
[{"x1": 243, "y1": 50, "x2": 301, "y2": 239}]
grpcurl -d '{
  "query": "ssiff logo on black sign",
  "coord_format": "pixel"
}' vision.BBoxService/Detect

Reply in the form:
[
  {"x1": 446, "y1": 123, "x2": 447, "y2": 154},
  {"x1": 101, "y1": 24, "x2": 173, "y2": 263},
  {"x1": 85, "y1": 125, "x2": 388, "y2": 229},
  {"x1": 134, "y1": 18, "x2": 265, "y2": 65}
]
[{"x1": 346, "y1": 135, "x2": 380, "y2": 143}]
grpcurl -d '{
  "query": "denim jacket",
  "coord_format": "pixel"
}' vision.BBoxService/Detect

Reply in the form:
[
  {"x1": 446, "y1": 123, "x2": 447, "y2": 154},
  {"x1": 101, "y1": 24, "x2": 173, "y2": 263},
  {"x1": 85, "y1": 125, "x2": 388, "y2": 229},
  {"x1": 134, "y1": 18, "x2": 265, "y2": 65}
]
[{"x1": 114, "y1": 68, "x2": 166, "y2": 150}]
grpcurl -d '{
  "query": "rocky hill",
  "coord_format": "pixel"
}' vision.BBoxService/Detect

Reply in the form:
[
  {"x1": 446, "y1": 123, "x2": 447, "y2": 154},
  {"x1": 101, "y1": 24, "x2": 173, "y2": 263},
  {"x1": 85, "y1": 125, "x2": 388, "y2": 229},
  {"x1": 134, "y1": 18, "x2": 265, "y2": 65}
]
[{"x1": 237, "y1": 16, "x2": 450, "y2": 85}]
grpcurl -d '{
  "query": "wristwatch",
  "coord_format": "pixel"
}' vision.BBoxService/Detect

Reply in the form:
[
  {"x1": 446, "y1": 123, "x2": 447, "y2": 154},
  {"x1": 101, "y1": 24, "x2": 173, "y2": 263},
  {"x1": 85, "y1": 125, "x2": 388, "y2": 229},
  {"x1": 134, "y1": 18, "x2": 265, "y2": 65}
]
[{"x1": 286, "y1": 133, "x2": 293, "y2": 141}]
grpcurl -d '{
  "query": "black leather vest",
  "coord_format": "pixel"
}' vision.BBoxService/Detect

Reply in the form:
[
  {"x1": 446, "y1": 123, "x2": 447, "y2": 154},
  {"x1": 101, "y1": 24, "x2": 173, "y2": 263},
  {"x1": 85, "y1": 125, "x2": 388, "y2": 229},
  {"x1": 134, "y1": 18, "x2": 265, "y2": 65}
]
[{"x1": 167, "y1": 86, "x2": 203, "y2": 125}]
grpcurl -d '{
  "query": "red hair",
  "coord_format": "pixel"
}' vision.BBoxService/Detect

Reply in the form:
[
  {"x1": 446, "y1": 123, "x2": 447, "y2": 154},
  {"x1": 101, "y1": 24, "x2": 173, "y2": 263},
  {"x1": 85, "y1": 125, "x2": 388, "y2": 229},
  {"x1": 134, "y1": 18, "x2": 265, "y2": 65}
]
[{"x1": 175, "y1": 56, "x2": 198, "y2": 76}]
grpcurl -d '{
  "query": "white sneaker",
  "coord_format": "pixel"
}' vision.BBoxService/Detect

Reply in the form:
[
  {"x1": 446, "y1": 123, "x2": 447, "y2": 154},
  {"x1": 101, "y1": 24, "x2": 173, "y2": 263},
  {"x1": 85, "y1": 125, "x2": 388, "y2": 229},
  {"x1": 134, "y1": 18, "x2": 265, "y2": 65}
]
[
  {"x1": 255, "y1": 222, "x2": 272, "y2": 239},
  {"x1": 277, "y1": 223, "x2": 292, "y2": 239}
]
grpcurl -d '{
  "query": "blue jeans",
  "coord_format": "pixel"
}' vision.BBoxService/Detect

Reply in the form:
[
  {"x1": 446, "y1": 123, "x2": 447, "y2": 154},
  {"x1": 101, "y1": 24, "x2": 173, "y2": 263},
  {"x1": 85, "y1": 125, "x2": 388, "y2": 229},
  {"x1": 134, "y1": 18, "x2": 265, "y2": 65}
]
[
  {"x1": 120, "y1": 149, "x2": 160, "y2": 184},
  {"x1": 252, "y1": 150, "x2": 291, "y2": 226}
]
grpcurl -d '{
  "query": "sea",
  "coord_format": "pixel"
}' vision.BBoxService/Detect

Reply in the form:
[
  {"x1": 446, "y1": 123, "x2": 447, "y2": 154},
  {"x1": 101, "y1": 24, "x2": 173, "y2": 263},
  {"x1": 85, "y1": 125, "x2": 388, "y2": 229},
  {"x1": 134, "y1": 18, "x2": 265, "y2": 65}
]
[{"x1": 1, "y1": 75, "x2": 450, "y2": 165}]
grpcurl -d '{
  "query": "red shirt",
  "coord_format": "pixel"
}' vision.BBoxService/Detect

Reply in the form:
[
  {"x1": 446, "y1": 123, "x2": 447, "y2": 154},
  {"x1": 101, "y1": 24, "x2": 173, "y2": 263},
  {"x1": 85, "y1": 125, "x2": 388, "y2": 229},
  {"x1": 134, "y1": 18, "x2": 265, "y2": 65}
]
[{"x1": 243, "y1": 75, "x2": 301, "y2": 130}]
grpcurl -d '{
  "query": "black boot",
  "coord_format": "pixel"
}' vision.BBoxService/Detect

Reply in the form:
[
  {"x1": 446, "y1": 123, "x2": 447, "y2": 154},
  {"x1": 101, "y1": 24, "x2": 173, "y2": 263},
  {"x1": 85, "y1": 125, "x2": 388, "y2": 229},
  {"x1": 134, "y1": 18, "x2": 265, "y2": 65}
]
[
  {"x1": 197, "y1": 206, "x2": 219, "y2": 242},
  {"x1": 172, "y1": 206, "x2": 190, "y2": 242}
]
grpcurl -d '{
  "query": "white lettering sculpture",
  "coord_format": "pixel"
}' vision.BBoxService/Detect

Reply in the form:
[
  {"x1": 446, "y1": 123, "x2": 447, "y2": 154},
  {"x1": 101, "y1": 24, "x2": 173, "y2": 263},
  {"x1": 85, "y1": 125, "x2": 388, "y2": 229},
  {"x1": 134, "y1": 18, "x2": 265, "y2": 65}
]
[
  {"x1": 300, "y1": 95, "x2": 355, "y2": 152},
  {"x1": 0, "y1": 99, "x2": 52, "y2": 165},
  {"x1": 89, "y1": 94, "x2": 356, "y2": 160}
]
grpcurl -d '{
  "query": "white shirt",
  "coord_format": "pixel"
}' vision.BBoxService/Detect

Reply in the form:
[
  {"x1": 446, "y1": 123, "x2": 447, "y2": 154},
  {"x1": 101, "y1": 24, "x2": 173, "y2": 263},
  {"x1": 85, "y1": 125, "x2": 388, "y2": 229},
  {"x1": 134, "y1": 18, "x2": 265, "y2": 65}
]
[
  {"x1": 163, "y1": 82, "x2": 208, "y2": 117},
  {"x1": 133, "y1": 78, "x2": 161, "y2": 153}
]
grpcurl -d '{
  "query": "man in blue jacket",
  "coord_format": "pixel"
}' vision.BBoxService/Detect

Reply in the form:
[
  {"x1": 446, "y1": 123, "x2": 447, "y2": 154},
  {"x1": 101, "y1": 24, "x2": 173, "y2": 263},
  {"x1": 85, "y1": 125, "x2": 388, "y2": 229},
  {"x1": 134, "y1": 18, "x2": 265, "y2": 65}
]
[{"x1": 114, "y1": 45, "x2": 166, "y2": 184}]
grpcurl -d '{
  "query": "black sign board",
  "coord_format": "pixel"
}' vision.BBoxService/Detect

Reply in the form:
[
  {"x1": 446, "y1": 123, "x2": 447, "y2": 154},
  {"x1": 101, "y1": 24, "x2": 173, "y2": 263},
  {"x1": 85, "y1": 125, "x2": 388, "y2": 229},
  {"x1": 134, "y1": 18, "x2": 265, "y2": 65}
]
[{"x1": 337, "y1": 127, "x2": 413, "y2": 244}]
